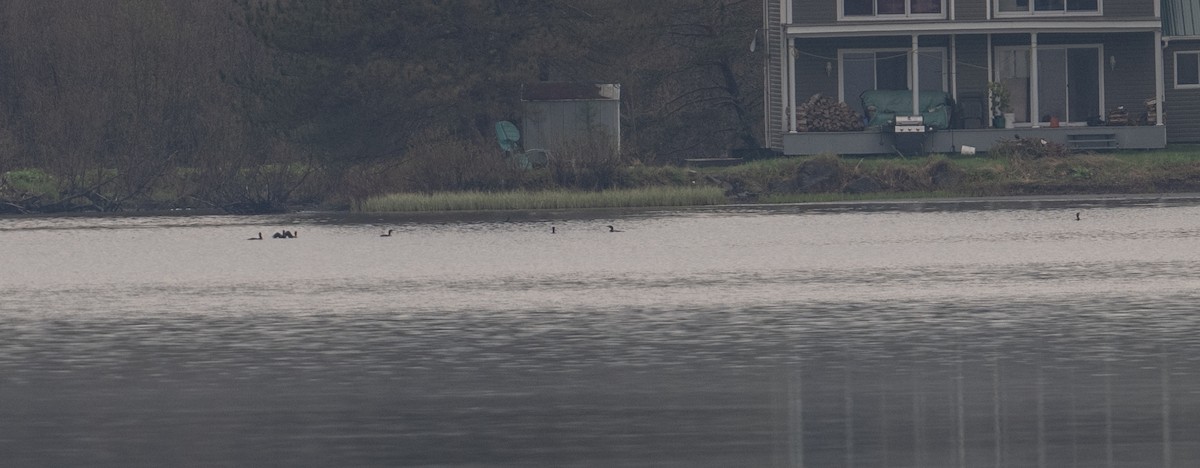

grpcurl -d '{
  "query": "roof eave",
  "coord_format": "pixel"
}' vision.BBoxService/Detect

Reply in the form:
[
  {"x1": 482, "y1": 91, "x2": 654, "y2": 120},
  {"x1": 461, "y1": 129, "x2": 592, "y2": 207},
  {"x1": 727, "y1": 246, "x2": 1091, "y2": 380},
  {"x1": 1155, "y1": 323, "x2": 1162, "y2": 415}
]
[{"x1": 785, "y1": 20, "x2": 1162, "y2": 38}]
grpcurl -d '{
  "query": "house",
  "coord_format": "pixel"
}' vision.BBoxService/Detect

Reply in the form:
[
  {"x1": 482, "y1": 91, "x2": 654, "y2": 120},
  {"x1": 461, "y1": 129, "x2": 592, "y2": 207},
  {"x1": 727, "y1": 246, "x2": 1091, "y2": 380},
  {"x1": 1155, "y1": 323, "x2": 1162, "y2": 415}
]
[
  {"x1": 761, "y1": 0, "x2": 1191, "y2": 155},
  {"x1": 1163, "y1": 0, "x2": 1200, "y2": 143}
]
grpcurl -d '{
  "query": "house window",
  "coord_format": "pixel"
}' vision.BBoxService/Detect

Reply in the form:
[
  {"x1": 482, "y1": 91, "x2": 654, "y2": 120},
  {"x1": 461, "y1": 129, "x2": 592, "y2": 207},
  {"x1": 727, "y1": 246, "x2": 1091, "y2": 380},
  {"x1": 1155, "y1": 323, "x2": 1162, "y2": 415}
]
[
  {"x1": 997, "y1": 0, "x2": 1098, "y2": 14},
  {"x1": 842, "y1": 0, "x2": 943, "y2": 18},
  {"x1": 1176, "y1": 52, "x2": 1200, "y2": 88},
  {"x1": 839, "y1": 49, "x2": 946, "y2": 117}
]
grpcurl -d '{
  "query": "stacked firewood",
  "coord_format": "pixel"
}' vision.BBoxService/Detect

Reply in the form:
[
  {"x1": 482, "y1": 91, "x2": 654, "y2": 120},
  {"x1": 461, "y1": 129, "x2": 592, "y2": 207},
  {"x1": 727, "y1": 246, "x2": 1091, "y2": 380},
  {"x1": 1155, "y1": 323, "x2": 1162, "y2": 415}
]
[
  {"x1": 795, "y1": 94, "x2": 864, "y2": 132},
  {"x1": 1106, "y1": 105, "x2": 1129, "y2": 126},
  {"x1": 1144, "y1": 98, "x2": 1160, "y2": 125}
]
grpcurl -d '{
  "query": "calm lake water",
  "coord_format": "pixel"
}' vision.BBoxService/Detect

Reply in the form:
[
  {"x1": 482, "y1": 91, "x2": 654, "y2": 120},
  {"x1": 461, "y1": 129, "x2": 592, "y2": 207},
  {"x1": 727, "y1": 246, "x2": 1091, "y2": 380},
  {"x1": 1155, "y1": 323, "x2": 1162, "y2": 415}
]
[{"x1": 2, "y1": 196, "x2": 1200, "y2": 467}]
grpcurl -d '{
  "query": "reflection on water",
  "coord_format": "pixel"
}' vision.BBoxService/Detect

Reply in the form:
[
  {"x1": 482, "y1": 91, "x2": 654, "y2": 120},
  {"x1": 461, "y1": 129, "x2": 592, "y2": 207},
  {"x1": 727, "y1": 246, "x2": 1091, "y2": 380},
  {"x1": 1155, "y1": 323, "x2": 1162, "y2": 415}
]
[{"x1": 2, "y1": 197, "x2": 1199, "y2": 467}]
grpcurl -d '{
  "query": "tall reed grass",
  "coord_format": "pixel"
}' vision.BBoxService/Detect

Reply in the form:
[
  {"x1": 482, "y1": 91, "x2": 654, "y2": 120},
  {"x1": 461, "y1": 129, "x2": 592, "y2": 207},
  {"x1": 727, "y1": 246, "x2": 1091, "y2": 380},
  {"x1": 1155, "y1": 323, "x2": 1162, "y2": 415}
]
[{"x1": 357, "y1": 186, "x2": 727, "y2": 212}]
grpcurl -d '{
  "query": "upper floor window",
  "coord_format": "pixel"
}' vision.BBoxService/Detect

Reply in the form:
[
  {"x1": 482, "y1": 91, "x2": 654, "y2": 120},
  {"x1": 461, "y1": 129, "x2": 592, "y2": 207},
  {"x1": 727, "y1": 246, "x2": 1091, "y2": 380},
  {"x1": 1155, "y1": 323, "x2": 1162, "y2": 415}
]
[
  {"x1": 1175, "y1": 51, "x2": 1200, "y2": 89},
  {"x1": 996, "y1": 0, "x2": 1099, "y2": 14},
  {"x1": 842, "y1": 0, "x2": 943, "y2": 18}
]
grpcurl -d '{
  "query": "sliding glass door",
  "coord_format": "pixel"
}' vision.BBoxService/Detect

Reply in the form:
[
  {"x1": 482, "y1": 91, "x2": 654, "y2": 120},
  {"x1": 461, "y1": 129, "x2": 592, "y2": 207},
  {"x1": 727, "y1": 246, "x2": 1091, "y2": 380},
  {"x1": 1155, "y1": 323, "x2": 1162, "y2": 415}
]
[{"x1": 996, "y1": 46, "x2": 1101, "y2": 125}]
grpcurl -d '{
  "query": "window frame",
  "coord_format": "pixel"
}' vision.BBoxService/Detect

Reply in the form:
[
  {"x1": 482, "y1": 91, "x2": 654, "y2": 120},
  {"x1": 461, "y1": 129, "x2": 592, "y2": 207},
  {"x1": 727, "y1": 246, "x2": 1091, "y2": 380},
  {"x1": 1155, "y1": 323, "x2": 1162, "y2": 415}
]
[
  {"x1": 1174, "y1": 51, "x2": 1200, "y2": 89},
  {"x1": 837, "y1": 0, "x2": 946, "y2": 20},
  {"x1": 837, "y1": 47, "x2": 949, "y2": 112},
  {"x1": 993, "y1": 44, "x2": 1105, "y2": 126},
  {"x1": 994, "y1": 0, "x2": 1102, "y2": 17}
]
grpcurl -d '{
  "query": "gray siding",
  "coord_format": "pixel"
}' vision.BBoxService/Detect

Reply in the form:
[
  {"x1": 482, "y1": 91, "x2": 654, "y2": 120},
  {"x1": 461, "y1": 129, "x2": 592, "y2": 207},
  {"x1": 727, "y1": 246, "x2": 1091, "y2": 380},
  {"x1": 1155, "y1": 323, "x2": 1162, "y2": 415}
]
[
  {"x1": 522, "y1": 100, "x2": 621, "y2": 154},
  {"x1": 766, "y1": 0, "x2": 785, "y2": 149},
  {"x1": 1103, "y1": 33, "x2": 1158, "y2": 122},
  {"x1": 1165, "y1": 42, "x2": 1200, "y2": 143},
  {"x1": 791, "y1": 0, "x2": 837, "y2": 24},
  {"x1": 953, "y1": 34, "x2": 990, "y2": 97},
  {"x1": 1104, "y1": 0, "x2": 1158, "y2": 20},
  {"x1": 955, "y1": 0, "x2": 988, "y2": 20},
  {"x1": 793, "y1": 39, "x2": 841, "y2": 104}
]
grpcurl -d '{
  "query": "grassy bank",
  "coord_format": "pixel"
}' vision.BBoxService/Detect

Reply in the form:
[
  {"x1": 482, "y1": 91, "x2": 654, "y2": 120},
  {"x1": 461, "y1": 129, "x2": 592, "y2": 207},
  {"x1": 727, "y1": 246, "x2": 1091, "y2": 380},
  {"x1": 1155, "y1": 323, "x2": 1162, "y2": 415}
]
[
  {"x1": 7, "y1": 144, "x2": 1200, "y2": 214},
  {"x1": 698, "y1": 144, "x2": 1200, "y2": 201},
  {"x1": 355, "y1": 145, "x2": 1200, "y2": 212},
  {"x1": 357, "y1": 186, "x2": 728, "y2": 212}
]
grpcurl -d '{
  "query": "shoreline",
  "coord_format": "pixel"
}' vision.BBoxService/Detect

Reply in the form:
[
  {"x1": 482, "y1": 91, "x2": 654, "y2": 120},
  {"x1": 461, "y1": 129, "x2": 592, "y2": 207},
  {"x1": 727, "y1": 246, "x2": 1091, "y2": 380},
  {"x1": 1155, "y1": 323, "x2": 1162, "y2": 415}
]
[{"x1": 7, "y1": 192, "x2": 1200, "y2": 220}]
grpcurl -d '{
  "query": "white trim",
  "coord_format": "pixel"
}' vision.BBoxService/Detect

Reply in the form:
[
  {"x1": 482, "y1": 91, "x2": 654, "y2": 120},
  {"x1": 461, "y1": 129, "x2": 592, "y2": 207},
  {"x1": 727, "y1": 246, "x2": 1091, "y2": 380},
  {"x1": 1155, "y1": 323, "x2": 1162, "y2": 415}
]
[
  {"x1": 987, "y1": 34, "x2": 994, "y2": 117},
  {"x1": 994, "y1": 11, "x2": 1102, "y2": 19},
  {"x1": 993, "y1": 0, "x2": 1102, "y2": 17},
  {"x1": 911, "y1": 36, "x2": 920, "y2": 116},
  {"x1": 1173, "y1": 50, "x2": 1200, "y2": 89},
  {"x1": 1098, "y1": 43, "x2": 1107, "y2": 122},
  {"x1": 1030, "y1": 33, "x2": 1039, "y2": 127},
  {"x1": 1155, "y1": 30, "x2": 1164, "y2": 126},
  {"x1": 785, "y1": 20, "x2": 1159, "y2": 37},
  {"x1": 1154, "y1": 0, "x2": 1160, "y2": 19},
  {"x1": 762, "y1": 0, "x2": 771, "y2": 143},
  {"x1": 788, "y1": 41, "x2": 798, "y2": 132},
  {"x1": 836, "y1": 0, "x2": 947, "y2": 21},
  {"x1": 950, "y1": 34, "x2": 958, "y2": 100}
]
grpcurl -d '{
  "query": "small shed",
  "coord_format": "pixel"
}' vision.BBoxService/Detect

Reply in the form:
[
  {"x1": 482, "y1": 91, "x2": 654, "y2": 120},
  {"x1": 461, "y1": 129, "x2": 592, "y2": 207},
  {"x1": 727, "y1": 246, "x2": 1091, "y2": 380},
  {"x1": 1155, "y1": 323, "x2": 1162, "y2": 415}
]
[{"x1": 521, "y1": 82, "x2": 621, "y2": 154}]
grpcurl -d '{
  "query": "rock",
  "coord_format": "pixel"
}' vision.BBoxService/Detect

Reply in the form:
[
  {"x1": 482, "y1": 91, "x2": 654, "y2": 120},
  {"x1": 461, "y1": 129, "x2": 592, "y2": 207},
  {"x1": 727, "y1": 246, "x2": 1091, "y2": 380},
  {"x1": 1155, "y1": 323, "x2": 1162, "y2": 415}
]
[
  {"x1": 791, "y1": 157, "x2": 843, "y2": 192},
  {"x1": 843, "y1": 176, "x2": 881, "y2": 194}
]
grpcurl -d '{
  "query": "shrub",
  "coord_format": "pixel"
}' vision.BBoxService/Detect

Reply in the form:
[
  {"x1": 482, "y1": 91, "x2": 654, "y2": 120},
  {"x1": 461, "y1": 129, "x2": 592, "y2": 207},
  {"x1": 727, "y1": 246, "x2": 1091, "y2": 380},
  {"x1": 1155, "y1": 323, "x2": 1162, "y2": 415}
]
[
  {"x1": 2, "y1": 168, "x2": 58, "y2": 198},
  {"x1": 989, "y1": 137, "x2": 1071, "y2": 160}
]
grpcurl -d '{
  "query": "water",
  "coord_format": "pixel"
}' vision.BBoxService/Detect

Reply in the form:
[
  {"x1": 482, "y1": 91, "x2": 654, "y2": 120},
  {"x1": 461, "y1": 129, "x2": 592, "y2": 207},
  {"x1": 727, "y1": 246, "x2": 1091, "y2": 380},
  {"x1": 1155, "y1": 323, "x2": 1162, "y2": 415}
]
[{"x1": 2, "y1": 196, "x2": 1199, "y2": 467}]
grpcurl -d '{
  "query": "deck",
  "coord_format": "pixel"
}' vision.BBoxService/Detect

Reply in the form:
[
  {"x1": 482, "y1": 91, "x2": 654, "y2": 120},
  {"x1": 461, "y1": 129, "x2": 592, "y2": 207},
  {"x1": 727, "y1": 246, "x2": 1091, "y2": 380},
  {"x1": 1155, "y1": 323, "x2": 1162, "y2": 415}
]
[{"x1": 781, "y1": 126, "x2": 1167, "y2": 156}]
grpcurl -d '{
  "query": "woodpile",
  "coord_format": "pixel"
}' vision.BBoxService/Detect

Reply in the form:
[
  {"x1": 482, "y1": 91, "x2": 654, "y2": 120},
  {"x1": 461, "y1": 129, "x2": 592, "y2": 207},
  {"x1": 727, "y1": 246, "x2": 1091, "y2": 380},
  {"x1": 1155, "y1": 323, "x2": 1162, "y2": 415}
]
[
  {"x1": 796, "y1": 94, "x2": 864, "y2": 132},
  {"x1": 1144, "y1": 98, "x2": 1160, "y2": 125},
  {"x1": 1107, "y1": 105, "x2": 1130, "y2": 126}
]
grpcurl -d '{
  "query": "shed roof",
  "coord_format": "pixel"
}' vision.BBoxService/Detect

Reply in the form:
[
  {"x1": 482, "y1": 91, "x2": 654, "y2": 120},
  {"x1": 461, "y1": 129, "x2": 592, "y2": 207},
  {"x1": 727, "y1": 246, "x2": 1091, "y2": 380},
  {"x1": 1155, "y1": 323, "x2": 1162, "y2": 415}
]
[
  {"x1": 1164, "y1": 0, "x2": 1200, "y2": 38},
  {"x1": 522, "y1": 82, "x2": 620, "y2": 101}
]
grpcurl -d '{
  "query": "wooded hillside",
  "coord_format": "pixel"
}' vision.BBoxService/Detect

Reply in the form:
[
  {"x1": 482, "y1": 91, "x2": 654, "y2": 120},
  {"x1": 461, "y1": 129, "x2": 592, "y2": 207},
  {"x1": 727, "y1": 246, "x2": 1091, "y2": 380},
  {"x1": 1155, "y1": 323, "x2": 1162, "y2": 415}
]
[{"x1": 0, "y1": 0, "x2": 763, "y2": 212}]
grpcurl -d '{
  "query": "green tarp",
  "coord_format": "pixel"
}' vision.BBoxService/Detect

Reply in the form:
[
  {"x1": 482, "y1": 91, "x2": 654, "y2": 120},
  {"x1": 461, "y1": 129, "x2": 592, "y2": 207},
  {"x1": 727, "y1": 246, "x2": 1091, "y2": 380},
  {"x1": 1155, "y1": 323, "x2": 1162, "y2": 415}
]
[{"x1": 860, "y1": 90, "x2": 952, "y2": 130}]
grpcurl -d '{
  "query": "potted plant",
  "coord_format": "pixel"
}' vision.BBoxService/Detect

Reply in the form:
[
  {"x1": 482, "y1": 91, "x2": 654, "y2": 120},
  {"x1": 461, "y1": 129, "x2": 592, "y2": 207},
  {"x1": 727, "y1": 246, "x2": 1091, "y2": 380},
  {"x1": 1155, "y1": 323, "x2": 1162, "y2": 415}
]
[{"x1": 988, "y1": 81, "x2": 1012, "y2": 128}]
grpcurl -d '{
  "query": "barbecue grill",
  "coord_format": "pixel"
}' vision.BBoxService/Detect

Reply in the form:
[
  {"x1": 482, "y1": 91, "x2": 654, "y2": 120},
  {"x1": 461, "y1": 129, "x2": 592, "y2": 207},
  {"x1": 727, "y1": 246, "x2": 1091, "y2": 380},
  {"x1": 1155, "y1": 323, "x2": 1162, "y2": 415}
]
[{"x1": 888, "y1": 115, "x2": 930, "y2": 155}]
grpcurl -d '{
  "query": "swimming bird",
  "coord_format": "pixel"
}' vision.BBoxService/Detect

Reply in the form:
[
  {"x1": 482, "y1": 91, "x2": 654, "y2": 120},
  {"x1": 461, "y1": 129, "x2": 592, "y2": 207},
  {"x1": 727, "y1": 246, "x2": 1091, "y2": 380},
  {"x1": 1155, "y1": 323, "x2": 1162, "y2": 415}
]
[
  {"x1": 607, "y1": 225, "x2": 622, "y2": 232},
  {"x1": 1075, "y1": 212, "x2": 1081, "y2": 221},
  {"x1": 381, "y1": 229, "x2": 394, "y2": 237},
  {"x1": 551, "y1": 226, "x2": 556, "y2": 234},
  {"x1": 249, "y1": 232, "x2": 263, "y2": 240},
  {"x1": 272, "y1": 231, "x2": 285, "y2": 239}
]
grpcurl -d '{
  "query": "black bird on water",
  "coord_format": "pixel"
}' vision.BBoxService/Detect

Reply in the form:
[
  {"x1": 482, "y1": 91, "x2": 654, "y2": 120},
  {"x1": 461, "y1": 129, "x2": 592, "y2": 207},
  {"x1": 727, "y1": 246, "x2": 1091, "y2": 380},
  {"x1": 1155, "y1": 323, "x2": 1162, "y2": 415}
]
[
  {"x1": 551, "y1": 226, "x2": 556, "y2": 234},
  {"x1": 273, "y1": 230, "x2": 297, "y2": 239},
  {"x1": 248, "y1": 232, "x2": 263, "y2": 240},
  {"x1": 607, "y1": 225, "x2": 622, "y2": 232},
  {"x1": 1075, "y1": 212, "x2": 1081, "y2": 221},
  {"x1": 381, "y1": 229, "x2": 394, "y2": 237}
]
